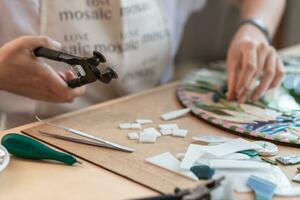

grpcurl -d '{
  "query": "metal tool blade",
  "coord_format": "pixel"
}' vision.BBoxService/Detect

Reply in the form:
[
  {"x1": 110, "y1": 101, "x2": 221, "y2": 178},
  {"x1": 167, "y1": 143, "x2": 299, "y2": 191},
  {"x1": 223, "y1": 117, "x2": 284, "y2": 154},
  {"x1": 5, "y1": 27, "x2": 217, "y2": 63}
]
[
  {"x1": 35, "y1": 116, "x2": 134, "y2": 153},
  {"x1": 39, "y1": 130, "x2": 127, "y2": 152}
]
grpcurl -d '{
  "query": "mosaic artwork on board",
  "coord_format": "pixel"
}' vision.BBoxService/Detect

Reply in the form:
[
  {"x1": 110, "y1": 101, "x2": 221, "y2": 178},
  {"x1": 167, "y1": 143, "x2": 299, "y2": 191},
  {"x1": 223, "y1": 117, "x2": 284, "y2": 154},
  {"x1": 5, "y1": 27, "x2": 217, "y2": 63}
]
[{"x1": 177, "y1": 56, "x2": 300, "y2": 146}]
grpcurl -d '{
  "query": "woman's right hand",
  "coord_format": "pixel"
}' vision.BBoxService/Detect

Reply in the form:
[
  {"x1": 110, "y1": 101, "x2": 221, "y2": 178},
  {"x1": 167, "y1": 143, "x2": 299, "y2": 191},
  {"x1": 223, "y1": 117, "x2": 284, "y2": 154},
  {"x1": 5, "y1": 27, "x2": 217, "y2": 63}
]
[{"x1": 0, "y1": 36, "x2": 85, "y2": 102}]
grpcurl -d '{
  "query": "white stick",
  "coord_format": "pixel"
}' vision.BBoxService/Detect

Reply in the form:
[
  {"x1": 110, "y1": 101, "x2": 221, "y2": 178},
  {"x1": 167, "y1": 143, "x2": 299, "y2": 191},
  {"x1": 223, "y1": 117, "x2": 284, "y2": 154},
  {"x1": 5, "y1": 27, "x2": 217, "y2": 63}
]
[{"x1": 161, "y1": 108, "x2": 191, "y2": 120}]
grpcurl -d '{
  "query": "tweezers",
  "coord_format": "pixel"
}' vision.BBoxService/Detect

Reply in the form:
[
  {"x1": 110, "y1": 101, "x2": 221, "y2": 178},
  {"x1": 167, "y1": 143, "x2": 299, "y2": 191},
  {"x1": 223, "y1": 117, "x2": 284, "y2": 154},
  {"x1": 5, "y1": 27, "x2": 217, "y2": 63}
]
[
  {"x1": 39, "y1": 130, "x2": 125, "y2": 152},
  {"x1": 36, "y1": 116, "x2": 134, "y2": 153}
]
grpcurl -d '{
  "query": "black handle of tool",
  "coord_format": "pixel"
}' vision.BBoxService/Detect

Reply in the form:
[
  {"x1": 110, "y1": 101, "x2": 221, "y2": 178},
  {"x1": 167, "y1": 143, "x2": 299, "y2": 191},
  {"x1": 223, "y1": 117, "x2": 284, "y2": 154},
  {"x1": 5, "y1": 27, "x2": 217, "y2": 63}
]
[
  {"x1": 34, "y1": 47, "x2": 81, "y2": 64},
  {"x1": 34, "y1": 47, "x2": 85, "y2": 88},
  {"x1": 134, "y1": 195, "x2": 180, "y2": 200},
  {"x1": 66, "y1": 78, "x2": 87, "y2": 88},
  {"x1": 34, "y1": 47, "x2": 63, "y2": 60}
]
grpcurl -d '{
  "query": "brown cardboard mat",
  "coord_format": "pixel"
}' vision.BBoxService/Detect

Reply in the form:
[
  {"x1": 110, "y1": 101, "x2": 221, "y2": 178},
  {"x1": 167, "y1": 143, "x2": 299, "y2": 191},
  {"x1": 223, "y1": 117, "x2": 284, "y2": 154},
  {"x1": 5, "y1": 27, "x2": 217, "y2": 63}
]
[{"x1": 22, "y1": 84, "x2": 233, "y2": 193}]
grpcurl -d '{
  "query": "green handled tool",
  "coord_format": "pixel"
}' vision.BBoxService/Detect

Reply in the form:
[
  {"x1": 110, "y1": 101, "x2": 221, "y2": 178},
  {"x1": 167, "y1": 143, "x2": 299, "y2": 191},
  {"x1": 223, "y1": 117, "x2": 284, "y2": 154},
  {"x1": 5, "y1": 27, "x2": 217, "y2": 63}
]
[{"x1": 1, "y1": 133, "x2": 81, "y2": 165}]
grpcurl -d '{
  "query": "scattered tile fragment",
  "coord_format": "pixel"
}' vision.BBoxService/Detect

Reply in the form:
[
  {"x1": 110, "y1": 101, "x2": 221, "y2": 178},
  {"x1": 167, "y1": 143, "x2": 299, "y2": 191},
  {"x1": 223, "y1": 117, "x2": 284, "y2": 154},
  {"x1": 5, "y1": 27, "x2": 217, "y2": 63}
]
[
  {"x1": 254, "y1": 141, "x2": 278, "y2": 156},
  {"x1": 139, "y1": 131, "x2": 157, "y2": 143},
  {"x1": 203, "y1": 138, "x2": 263, "y2": 157},
  {"x1": 160, "y1": 129, "x2": 173, "y2": 136},
  {"x1": 128, "y1": 132, "x2": 139, "y2": 140},
  {"x1": 190, "y1": 165, "x2": 215, "y2": 180},
  {"x1": 144, "y1": 128, "x2": 161, "y2": 137},
  {"x1": 146, "y1": 152, "x2": 198, "y2": 180},
  {"x1": 209, "y1": 159, "x2": 270, "y2": 169},
  {"x1": 180, "y1": 138, "x2": 263, "y2": 170},
  {"x1": 192, "y1": 135, "x2": 230, "y2": 144},
  {"x1": 131, "y1": 123, "x2": 142, "y2": 129},
  {"x1": 276, "y1": 155, "x2": 300, "y2": 165},
  {"x1": 292, "y1": 174, "x2": 300, "y2": 183},
  {"x1": 136, "y1": 119, "x2": 153, "y2": 124},
  {"x1": 161, "y1": 108, "x2": 191, "y2": 120},
  {"x1": 158, "y1": 124, "x2": 179, "y2": 130},
  {"x1": 261, "y1": 157, "x2": 278, "y2": 165},
  {"x1": 180, "y1": 145, "x2": 207, "y2": 170},
  {"x1": 119, "y1": 123, "x2": 131, "y2": 129},
  {"x1": 172, "y1": 129, "x2": 188, "y2": 137},
  {"x1": 119, "y1": 123, "x2": 142, "y2": 130},
  {"x1": 222, "y1": 153, "x2": 251, "y2": 160},
  {"x1": 247, "y1": 175, "x2": 277, "y2": 200},
  {"x1": 238, "y1": 150, "x2": 259, "y2": 157}
]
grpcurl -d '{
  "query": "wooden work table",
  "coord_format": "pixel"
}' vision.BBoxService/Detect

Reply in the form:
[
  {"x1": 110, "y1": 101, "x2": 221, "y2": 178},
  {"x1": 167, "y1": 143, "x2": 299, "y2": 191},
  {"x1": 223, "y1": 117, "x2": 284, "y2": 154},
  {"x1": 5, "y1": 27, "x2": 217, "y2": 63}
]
[{"x1": 1, "y1": 45, "x2": 300, "y2": 200}]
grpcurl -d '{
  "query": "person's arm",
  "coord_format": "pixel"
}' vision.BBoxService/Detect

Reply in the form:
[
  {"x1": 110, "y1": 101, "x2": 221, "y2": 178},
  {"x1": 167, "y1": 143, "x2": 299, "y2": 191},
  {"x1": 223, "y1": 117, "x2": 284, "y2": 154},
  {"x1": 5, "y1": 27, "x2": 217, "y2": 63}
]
[
  {"x1": 226, "y1": 0, "x2": 286, "y2": 103},
  {"x1": 0, "y1": 36, "x2": 85, "y2": 102}
]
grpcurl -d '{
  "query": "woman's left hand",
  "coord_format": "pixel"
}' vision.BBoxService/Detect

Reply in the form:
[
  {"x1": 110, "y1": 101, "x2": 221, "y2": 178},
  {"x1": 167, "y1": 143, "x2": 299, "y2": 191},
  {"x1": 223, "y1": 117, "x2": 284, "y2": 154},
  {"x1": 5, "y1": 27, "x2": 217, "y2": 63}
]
[{"x1": 226, "y1": 24, "x2": 285, "y2": 103}]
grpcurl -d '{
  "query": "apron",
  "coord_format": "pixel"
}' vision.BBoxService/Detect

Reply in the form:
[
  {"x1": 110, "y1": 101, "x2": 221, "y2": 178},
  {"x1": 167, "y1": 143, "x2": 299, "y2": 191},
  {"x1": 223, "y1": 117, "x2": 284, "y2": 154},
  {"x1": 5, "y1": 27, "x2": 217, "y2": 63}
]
[{"x1": 36, "y1": 0, "x2": 171, "y2": 117}]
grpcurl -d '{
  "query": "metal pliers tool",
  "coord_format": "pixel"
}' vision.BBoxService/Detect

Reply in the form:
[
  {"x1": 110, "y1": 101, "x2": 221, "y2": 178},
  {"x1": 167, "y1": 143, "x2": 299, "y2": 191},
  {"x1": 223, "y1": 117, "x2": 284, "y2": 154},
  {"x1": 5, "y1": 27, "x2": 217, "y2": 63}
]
[
  {"x1": 135, "y1": 176, "x2": 225, "y2": 200},
  {"x1": 34, "y1": 47, "x2": 118, "y2": 88}
]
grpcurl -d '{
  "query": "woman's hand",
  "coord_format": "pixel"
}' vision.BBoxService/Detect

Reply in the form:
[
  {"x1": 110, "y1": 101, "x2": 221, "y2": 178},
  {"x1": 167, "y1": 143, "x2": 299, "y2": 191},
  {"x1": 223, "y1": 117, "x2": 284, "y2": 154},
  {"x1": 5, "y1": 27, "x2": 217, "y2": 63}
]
[
  {"x1": 0, "y1": 36, "x2": 85, "y2": 102},
  {"x1": 226, "y1": 24, "x2": 285, "y2": 103}
]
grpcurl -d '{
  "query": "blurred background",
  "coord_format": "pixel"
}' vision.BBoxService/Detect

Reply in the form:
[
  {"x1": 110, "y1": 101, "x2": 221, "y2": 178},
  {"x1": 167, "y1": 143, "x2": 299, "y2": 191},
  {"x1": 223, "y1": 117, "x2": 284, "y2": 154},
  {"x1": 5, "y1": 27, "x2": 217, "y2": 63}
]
[{"x1": 175, "y1": 0, "x2": 300, "y2": 72}]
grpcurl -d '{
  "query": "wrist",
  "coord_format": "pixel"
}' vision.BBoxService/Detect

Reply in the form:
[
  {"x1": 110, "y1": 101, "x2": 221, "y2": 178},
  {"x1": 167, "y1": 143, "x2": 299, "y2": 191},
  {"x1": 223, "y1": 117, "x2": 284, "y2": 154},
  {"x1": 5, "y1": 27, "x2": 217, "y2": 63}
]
[
  {"x1": 233, "y1": 24, "x2": 269, "y2": 44},
  {"x1": 239, "y1": 18, "x2": 271, "y2": 44}
]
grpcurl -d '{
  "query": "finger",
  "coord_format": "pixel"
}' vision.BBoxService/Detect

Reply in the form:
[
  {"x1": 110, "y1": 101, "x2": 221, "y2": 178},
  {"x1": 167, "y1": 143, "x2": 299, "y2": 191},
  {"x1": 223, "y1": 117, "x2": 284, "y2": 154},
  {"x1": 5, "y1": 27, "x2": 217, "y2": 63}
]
[
  {"x1": 37, "y1": 62, "x2": 74, "y2": 98},
  {"x1": 17, "y1": 35, "x2": 62, "y2": 51},
  {"x1": 238, "y1": 84, "x2": 251, "y2": 103},
  {"x1": 57, "y1": 85, "x2": 86, "y2": 103},
  {"x1": 269, "y1": 57, "x2": 285, "y2": 89},
  {"x1": 49, "y1": 68, "x2": 85, "y2": 102},
  {"x1": 62, "y1": 70, "x2": 86, "y2": 100},
  {"x1": 58, "y1": 71, "x2": 67, "y2": 80},
  {"x1": 252, "y1": 51, "x2": 276, "y2": 101},
  {"x1": 58, "y1": 70, "x2": 75, "y2": 81},
  {"x1": 53, "y1": 72, "x2": 85, "y2": 102},
  {"x1": 236, "y1": 44, "x2": 258, "y2": 99},
  {"x1": 254, "y1": 43, "x2": 270, "y2": 79},
  {"x1": 70, "y1": 86, "x2": 86, "y2": 98},
  {"x1": 65, "y1": 70, "x2": 76, "y2": 81},
  {"x1": 237, "y1": 44, "x2": 270, "y2": 103},
  {"x1": 227, "y1": 57, "x2": 239, "y2": 101}
]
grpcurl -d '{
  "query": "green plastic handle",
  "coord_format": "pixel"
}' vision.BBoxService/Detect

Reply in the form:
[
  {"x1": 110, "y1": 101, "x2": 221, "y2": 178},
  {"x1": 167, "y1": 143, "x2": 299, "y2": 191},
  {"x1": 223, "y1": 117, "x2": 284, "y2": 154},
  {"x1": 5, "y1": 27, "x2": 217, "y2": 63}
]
[{"x1": 1, "y1": 133, "x2": 77, "y2": 165}]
